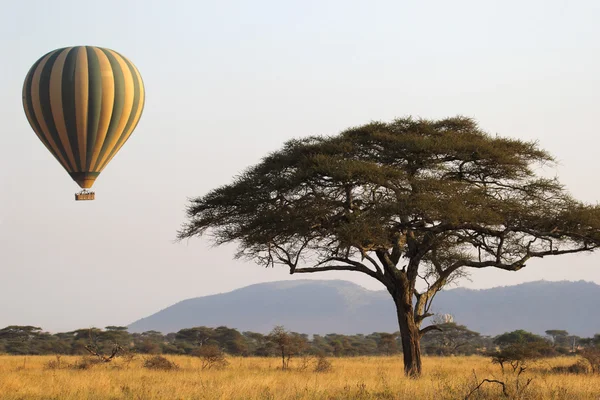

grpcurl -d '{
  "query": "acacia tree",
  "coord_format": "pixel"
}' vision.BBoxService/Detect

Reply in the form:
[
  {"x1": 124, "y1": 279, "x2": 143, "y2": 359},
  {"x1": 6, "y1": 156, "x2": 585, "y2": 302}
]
[
  {"x1": 178, "y1": 117, "x2": 600, "y2": 377},
  {"x1": 545, "y1": 329, "x2": 569, "y2": 348},
  {"x1": 377, "y1": 332, "x2": 400, "y2": 355},
  {"x1": 422, "y1": 322, "x2": 481, "y2": 355},
  {"x1": 268, "y1": 325, "x2": 299, "y2": 369}
]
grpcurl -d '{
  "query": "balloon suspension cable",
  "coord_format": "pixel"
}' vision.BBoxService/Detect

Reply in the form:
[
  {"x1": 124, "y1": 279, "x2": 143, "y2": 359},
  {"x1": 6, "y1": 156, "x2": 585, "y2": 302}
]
[{"x1": 75, "y1": 189, "x2": 95, "y2": 201}]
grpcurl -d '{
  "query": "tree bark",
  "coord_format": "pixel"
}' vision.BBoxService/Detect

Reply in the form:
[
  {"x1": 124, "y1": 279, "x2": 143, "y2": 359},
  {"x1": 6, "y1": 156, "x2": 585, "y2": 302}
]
[{"x1": 393, "y1": 291, "x2": 422, "y2": 378}]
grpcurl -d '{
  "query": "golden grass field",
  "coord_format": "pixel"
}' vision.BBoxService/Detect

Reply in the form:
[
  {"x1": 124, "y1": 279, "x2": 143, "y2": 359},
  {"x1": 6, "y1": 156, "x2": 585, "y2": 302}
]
[{"x1": 0, "y1": 354, "x2": 599, "y2": 400}]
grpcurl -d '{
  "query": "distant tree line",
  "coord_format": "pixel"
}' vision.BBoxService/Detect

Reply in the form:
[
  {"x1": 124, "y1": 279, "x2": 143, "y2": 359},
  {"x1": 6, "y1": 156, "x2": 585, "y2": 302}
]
[{"x1": 1, "y1": 323, "x2": 599, "y2": 359}]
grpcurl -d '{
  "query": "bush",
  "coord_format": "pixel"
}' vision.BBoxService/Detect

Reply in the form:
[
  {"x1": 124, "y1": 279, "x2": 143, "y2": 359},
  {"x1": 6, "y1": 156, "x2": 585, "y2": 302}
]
[
  {"x1": 72, "y1": 356, "x2": 103, "y2": 370},
  {"x1": 297, "y1": 355, "x2": 312, "y2": 371},
  {"x1": 192, "y1": 345, "x2": 229, "y2": 370},
  {"x1": 489, "y1": 341, "x2": 555, "y2": 372},
  {"x1": 580, "y1": 348, "x2": 600, "y2": 373},
  {"x1": 143, "y1": 355, "x2": 179, "y2": 371},
  {"x1": 44, "y1": 355, "x2": 63, "y2": 370},
  {"x1": 314, "y1": 354, "x2": 332, "y2": 373},
  {"x1": 552, "y1": 360, "x2": 590, "y2": 374},
  {"x1": 555, "y1": 346, "x2": 572, "y2": 355}
]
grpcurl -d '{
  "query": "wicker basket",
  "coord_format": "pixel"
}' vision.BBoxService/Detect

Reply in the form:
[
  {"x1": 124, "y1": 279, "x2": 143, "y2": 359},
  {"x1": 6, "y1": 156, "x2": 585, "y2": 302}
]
[{"x1": 75, "y1": 192, "x2": 95, "y2": 201}]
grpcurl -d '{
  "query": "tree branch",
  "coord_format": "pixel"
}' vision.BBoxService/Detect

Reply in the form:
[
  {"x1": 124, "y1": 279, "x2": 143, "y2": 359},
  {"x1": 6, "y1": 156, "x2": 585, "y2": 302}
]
[
  {"x1": 455, "y1": 243, "x2": 596, "y2": 271},
  {"x1": 294, "y1": 265, "x2": 377, "y2": 279},
  {"x1": 357, "y1": 247, "x2": 384, "y2": 276},
  {"x1": 390, "y1": 233, "x2": 405, "y2": 265},
  {"x1": 293, "y1": 257, "x2": 381, "y2": 280},
  {"x1": 375, "y1": 250, "x2": 398, "y2": 278},
  {"x1": 84, "y1": 344, "x2": 123, "y2": 362},
  {"x1": 293, "y1": 238, "x2": 311, "y2": 269},
  {"x1": 459, "y1": 260, "x2": 525, "y2": 271},
  {"x1": 465, "y1": 379, "x2": 508, "y2": 399},
  {"x1": 420, "y1": 325, "x2": 442, "y2": 336},
  {"x1": 529, "y1": 245, "x2": 596, "y2": 258}
]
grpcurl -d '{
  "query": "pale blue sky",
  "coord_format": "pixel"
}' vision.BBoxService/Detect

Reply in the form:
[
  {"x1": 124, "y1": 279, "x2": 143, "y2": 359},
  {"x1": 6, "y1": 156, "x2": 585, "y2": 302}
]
[{"x1": 1, "y1": 0, "x2": 600, "y2": 332}]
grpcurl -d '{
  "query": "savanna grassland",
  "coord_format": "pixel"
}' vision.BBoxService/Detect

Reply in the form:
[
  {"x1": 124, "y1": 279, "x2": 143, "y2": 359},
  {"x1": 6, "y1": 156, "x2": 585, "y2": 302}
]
[{"x1": 0, "y1": 355, "x2": 599, "y2": 400}]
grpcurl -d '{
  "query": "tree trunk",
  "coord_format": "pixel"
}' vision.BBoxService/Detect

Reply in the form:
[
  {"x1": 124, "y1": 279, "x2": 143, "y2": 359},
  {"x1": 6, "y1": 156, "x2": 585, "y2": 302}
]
[{"x1": 394, "y1": 294, "x2": 422, "y2": 378}]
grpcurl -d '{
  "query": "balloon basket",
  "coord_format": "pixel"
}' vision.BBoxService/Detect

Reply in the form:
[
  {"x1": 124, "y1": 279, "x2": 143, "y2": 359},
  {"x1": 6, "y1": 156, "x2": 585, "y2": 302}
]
[{"x1": 75, "y1": 190, "x2": 95, "y2": 201}]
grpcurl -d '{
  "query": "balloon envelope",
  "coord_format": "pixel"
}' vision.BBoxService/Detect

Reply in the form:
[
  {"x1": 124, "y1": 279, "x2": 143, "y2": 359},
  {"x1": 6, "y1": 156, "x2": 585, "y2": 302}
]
[{"x1": 22, "y1": 46, "x2": 145, "y2": 189}]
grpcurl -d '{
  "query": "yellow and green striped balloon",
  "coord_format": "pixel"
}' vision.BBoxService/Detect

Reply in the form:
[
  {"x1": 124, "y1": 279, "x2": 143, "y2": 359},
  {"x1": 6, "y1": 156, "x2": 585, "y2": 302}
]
[{"x1": 22, "y1": 46, "x2": 145, "y2": 189}]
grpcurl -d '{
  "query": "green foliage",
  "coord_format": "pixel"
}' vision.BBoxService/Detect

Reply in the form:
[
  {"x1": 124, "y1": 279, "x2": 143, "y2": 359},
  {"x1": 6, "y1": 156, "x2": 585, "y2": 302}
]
[
  {"x1": 489, "y1": 329, "x2": 557, "y2": 372},
  {"x1": 179, "y1": 116, "x2": 600, "y2": 274},
  {"x1": 545, "y1": 329, "x2": 570, "y2": 348},
  {"x1": 0, "y1": 326, "x2": 42, "y2": 340},
  {"x1": 178, "y1": 116, "x2": 600, "y2": 377},
  {"x1": 214, "y1": 325, "x2": 248, "y2": 355},
  {"x1": 0, "y1": 323, "x2": 598, "y2": 358},
  {"x1": 244, "y1": 331, "x2": 274, "y2": 356},
  {"x1": 546, "y1": 329, "x2": 569, "y2": 338},
  {"x1": 494, "y1": 329, "x2": 548, "y2": 346},
  {"x1": 422, "y1": 322, "x2": 482, "y2": 355},
  {"x1": 377, "y1": 333, "x2": 400, "y2": 355},
  {"x1": 175, "y1": 327, "x2": 215, "y2": 348},
  {"x1": 267, "y1": 326, "x2": 309, "y2": 369},
  {"x1": 0, "y1": 326, "x2": 43, "y2": 355}
]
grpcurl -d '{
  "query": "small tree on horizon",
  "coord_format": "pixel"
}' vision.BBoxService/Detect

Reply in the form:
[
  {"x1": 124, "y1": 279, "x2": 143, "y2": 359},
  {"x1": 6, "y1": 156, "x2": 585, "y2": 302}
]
[
  {"x1": 268, "y1": 326, "x2": 291, "y2": 370},
  {"x1": 178, "y1": 116, "x2": 600, "y2": 377},
  {"x1": 545, "y1": 329, "x2": 569, "y2": 348},
  {"x1": 422, "y1": 322, "x2": 481, "y2": 356},
  {"x1": 267, "y1": 325, "x2": 308, "y2": 369}
]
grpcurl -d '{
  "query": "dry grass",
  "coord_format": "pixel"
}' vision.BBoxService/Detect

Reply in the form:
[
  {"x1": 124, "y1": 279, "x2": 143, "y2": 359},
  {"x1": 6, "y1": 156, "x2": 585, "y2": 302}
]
[{"x1": 0, "y1": 354, "x2": 599, "y2": 399}]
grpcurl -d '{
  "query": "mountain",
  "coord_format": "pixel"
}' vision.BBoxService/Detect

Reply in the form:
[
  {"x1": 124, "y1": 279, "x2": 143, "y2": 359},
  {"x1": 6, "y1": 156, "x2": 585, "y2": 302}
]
[{"x1": 128, "y1": 279, "x2": 600, "y2": 337}]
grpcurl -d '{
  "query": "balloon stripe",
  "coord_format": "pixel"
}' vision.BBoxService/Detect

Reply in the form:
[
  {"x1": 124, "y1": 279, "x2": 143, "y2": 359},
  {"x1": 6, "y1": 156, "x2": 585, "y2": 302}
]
[
  {"x1": 93, "y1": 48, "x2": 125, "y2": 171},
  {"x1": 88, "y1": 47, "x2": 115, "y2": 171},
  {"x1": 95, "y1": 50, "x2": 135, "y2": 171},
  {"x1": 85, "y1": 47, "x2": 102, "y2": 171},
  {"x1": 30, "y1": 50, "x2": 73, "y2": 172},
  {"x1": 73, "y1": 47, "x2": 89, "y2": 170},
  {"x1": 52, "y1": 47, "x2": 81, "y2": 172},
  {"x1": 39, "y1": 49, "x2": 77, "y2": 172},
  {"x1": 123, "y1": 55, "x2": 144, "y2": 136},
  {"x1": 97, "y1": 54, "x2": 145, "y2": 171},
  {"x1": 48, "y1": 48, "x2": 72, "y2": 168},
  {"x1": 60, "y1": 47, "x2": 82, "y2": 171},
  {"x1": 22, "y1": 58, "x2": 60, "y2": 160}
]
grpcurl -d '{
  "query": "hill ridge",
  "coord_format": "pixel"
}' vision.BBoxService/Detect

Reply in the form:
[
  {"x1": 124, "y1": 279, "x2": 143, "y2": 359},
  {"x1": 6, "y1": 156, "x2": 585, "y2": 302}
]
[{"x1": 128, "y1": 279, "x2": 600, "y2": 337}]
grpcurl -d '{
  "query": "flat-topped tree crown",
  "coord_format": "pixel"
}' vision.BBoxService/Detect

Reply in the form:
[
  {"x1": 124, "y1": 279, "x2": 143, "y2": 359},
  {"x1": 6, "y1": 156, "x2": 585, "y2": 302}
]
[{"x1": 179, "y1": 116, "x2": 600, "y2": 377}]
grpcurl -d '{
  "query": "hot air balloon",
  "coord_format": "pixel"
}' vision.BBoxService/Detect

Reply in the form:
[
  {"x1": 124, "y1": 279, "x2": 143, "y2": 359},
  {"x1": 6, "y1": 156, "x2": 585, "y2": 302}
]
[{"x1": 22, "y1": 46, "x2": 145, "y2": 201}]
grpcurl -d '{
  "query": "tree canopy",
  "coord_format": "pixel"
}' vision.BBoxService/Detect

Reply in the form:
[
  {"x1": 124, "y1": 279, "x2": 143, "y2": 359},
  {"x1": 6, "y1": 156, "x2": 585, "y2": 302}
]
[
  {"x1": 179, "y1": 116, "x2": 600, "y2": 377},
  {"x1": 180, "y1": 116, "x2": 600, "y2": 277}
]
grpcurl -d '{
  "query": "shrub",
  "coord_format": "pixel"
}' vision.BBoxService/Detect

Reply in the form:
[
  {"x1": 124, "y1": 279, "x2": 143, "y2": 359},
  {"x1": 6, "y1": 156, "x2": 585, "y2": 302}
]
[
  {"x1": 44, "y1": 355, "x2": 63, "y2": 370},
  {"x1": 143, "y1": 355, "x2": 179, "y2": 371},
  {"x1": 192, "y1": 345, "x2": 229, "y2": 370},
  {"x1": 314, "y1": 354, "x2": 332, "y2": 373},
  {"x1": 580, "y1": 348, "x2": 600, "y2": 373},
  {"x1": 551, "y1": 360, "x2": 590, "y2": 374},
  {"x1": 72, "y1": 356, "x2": 103, "y2": 370},
  {"x1": 489, "y1": 341, "x2": 555, "y2": 372},
  {"x1": 297, "y1": 355, "x2": 312, "y2": 371}
]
